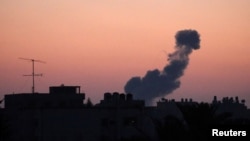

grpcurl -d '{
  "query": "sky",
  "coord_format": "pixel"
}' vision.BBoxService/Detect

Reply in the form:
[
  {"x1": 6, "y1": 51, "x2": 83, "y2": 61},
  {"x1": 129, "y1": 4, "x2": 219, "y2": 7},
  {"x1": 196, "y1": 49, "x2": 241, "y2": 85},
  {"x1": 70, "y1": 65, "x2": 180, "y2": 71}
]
[{"x1": 1, "y1": 0, "x2": 250, "y2": 107}]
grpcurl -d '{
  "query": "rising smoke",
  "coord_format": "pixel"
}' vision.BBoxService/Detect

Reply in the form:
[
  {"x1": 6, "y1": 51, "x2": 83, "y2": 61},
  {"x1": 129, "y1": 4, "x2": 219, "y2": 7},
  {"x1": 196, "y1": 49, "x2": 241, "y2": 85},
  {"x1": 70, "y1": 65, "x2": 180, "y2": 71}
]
[{"x1": 124, "y1": 29, "x2": 200, "y2": 105}]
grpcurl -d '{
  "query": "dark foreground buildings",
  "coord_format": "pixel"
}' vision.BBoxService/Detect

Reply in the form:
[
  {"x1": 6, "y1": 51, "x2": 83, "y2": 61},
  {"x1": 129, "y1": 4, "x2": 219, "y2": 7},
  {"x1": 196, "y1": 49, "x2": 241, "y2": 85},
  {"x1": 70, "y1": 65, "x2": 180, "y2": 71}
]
[{"x1": 0, "y1": 85, "x2": 250, "y2": 141}]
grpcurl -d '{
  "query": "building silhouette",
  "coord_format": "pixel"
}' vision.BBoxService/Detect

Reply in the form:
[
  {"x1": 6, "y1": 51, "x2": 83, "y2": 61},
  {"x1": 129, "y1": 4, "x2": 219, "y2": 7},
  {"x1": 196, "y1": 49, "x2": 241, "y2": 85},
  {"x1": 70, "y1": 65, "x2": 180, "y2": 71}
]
[{"x1": 0, "y1": 85, "x2": 250, "y2": 141}]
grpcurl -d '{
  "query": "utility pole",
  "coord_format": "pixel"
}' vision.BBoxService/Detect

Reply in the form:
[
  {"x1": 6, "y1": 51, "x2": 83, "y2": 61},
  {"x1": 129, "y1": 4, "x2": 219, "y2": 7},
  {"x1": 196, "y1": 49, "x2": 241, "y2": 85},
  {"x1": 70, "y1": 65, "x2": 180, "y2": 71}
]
[{"x1": 19, "y1": 57, "x2": 46, "y2": 94}]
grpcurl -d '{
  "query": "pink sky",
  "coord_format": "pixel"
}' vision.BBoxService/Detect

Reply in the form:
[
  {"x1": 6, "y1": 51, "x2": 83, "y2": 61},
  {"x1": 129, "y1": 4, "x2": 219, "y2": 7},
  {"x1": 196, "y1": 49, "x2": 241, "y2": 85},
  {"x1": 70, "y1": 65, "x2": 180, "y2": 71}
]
[{"x1": 1, "y1": 0, "x2": 250, "y2": 107}]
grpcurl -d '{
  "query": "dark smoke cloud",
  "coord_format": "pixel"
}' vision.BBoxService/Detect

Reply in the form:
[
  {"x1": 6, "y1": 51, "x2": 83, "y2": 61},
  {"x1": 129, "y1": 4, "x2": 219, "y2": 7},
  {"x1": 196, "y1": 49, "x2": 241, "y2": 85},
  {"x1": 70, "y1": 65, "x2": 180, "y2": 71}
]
[{"x1": 124, "y1": 29, "x2": 200, "y2": 105}]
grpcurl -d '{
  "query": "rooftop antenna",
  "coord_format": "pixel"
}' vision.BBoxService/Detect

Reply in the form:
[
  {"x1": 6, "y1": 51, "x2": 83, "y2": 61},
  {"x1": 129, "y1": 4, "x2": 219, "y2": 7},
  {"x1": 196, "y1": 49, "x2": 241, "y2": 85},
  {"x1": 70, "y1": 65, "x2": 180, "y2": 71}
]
[{"x1": 19, "y1": 57, "x2": 46, "y2": 94}]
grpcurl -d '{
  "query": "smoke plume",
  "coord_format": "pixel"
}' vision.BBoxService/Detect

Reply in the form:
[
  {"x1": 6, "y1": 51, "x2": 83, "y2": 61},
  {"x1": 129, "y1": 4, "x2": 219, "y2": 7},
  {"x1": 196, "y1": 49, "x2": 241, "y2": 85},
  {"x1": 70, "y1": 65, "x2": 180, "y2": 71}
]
[{"x1": 124, "y1": 29, "x2": 200, "y2": 105}]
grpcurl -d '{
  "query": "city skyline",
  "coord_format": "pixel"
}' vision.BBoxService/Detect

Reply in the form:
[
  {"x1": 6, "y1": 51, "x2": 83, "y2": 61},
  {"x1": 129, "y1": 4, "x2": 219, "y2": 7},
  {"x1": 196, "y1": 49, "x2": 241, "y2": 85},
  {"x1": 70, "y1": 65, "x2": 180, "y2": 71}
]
[{"x1": 1, "y1": 85, "x2": 249, "y2": 140}]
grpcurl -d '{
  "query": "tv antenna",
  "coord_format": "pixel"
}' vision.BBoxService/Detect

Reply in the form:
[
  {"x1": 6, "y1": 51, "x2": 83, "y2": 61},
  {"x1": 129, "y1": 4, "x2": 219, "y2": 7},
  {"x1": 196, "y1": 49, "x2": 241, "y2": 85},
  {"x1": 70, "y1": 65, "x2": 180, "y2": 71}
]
[{"x1": 19, "y1": 57, "x2": 46, "y2": 94}]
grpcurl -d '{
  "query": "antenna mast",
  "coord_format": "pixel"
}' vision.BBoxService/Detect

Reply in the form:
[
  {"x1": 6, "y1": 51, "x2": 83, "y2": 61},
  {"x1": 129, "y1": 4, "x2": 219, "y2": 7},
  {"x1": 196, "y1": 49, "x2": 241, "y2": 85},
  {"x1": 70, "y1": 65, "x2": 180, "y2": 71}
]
[{"x1": 19, "y1": 57, "x2": 46, "y2": 94}]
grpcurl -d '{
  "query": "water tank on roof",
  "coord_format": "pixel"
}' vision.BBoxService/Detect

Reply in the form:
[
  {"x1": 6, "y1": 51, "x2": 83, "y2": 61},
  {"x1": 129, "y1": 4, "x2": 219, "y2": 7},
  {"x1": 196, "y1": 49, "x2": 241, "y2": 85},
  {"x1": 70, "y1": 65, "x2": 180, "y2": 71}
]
[
  {"x1": 113, "y1": 92, "x2": 120, "y2": 101},
  {"x1": 120, "y1": 94, "x2": 126, "y2": 101},
  {"x1": 104, "y1": 92, "x2": 112, "y2": 101}
]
